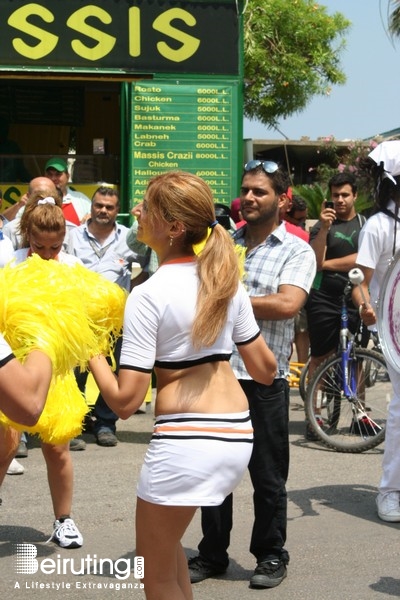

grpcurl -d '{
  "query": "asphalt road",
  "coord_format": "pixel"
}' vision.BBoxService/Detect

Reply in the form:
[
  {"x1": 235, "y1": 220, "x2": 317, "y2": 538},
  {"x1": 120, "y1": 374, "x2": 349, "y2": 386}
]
[{"x1": 0, "y1": 388, "x2": 398, "y2": 600}]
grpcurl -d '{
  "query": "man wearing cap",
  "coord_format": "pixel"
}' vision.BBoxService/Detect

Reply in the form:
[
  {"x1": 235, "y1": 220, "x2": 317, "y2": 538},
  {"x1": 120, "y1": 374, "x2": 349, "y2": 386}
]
[
  {"x1": 45, "y1": 157, "x2": 91, "y2": 226},
  {"x1": 353, "y1": 140, "x2": 400, "y2": 522}
]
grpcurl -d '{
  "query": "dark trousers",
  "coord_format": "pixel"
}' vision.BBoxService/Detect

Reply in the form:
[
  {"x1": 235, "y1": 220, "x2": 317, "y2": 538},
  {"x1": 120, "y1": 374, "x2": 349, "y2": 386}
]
[
  {"x1": 75, "y1": 336, "x2": 122, "y2": 434},
  {"x1": 198, "y1": 378, "x2": 290, "y2": 566}
]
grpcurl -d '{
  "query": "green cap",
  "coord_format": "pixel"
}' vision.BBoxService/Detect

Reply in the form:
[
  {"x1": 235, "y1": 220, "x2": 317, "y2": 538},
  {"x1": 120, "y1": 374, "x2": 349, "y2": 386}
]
[{"x1": 45, "y1": 157, "x2": 68, "y2": 173}]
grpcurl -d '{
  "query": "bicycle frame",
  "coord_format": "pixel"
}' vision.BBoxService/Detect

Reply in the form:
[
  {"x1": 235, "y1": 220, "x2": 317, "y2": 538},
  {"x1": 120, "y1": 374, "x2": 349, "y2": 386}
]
[
  {"x1": 339, "y1": 285, "x2": 357, "y2": 400},
  {"x1": 339, "y1": 288, "x2": 379, "y2": 422}
]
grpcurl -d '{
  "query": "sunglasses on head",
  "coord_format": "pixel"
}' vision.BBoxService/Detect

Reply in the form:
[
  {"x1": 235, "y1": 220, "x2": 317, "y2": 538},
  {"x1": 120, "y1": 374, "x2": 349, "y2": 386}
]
[{"x1": 244, "y1": 160, "x2": 279, "y2": 174}]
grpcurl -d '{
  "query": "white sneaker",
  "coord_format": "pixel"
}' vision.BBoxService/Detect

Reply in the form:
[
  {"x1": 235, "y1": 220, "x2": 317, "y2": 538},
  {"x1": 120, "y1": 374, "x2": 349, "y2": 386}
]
[
  {"x1": 49, "y1": 518, "x2": 83, "y2": 548},
  {"x1": 7, "y1": 458, "x2": 25, "y2": 475},
  {"x1": 376, "y1": 492, "x2": 400, "y2": 522}
]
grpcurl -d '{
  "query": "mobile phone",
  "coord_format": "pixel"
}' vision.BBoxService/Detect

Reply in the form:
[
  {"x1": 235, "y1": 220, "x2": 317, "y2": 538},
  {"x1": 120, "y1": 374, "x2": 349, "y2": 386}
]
[{"x1": 325, "y1": 201, "x2": 334, "y2": 209}]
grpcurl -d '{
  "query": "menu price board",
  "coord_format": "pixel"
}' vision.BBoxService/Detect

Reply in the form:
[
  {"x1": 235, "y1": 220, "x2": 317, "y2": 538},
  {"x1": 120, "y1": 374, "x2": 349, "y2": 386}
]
[{"x1": 131, "y1": 80, "x2": 240, "y2": 206}]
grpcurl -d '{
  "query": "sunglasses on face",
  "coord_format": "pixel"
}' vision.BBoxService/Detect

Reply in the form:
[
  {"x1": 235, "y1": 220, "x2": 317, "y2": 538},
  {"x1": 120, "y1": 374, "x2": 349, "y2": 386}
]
[{"x1": 244, "y1": 160, "x2": 279, "y2": 174}]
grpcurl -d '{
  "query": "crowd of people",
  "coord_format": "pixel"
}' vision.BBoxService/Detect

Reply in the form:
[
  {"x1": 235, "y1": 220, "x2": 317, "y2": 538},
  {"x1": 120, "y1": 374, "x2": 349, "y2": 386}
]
[{"x1": 0, "y1": 142, "x2": 399, "y2": 598}]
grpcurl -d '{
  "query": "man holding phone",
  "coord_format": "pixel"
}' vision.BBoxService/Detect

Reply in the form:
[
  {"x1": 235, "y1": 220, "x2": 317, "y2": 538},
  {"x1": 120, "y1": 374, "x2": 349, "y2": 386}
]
[{"x1": 304, "y1": 172, "x2": 367, "y2": 440}]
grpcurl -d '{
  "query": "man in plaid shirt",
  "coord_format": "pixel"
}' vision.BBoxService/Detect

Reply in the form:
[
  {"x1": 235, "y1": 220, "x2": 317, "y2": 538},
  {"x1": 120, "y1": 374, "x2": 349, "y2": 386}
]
[{"x1": 189, "y1": 160, "x2": 316, "y2": 589}]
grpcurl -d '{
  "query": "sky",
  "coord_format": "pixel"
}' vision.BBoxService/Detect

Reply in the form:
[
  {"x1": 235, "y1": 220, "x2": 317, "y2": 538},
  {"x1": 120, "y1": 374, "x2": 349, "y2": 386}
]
[{"x1": 243, "y1": 0, "x2": 400, "y2": 142}]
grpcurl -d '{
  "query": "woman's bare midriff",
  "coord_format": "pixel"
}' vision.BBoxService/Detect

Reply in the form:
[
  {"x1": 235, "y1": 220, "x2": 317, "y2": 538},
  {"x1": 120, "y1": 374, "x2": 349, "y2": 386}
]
[{"x1": 154, "y1": 360, "x2": 248, "y2": 416}]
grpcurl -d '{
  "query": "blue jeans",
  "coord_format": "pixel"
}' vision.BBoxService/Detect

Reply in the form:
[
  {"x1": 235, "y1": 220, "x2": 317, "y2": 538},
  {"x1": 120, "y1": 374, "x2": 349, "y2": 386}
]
[{"x1": 198, "y1": 378, "x2": 290, "y2": 566}]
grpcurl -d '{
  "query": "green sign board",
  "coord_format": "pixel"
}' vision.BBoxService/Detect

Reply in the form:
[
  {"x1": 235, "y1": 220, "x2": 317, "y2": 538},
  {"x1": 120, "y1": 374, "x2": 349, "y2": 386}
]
[{"x1": 130, "y1": 80, "x2": 240, "y2": 206}]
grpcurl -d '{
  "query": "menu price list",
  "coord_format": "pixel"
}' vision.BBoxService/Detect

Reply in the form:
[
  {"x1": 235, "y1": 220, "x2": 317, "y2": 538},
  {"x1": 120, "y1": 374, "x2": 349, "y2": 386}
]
[{"x1": 131, "y1": 82, "x2": 238, "y2": 205}]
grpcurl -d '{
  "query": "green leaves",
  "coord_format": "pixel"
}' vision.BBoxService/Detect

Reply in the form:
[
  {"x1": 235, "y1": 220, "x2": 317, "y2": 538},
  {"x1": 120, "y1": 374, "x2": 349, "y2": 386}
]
[
  {"x1": 243, "y1": 0, "x2": 351, "y2": 127},
  {"x1": 293, "y1": 183, "x2": 327, "y2": 219},
  {"x1": 389, "y1": 0, "x2": 400, "y2": 38}
]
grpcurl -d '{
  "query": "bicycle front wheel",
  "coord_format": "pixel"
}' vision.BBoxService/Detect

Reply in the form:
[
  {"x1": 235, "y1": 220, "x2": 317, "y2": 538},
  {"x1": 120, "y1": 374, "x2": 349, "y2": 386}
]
[{"x1": 304, "y1": 349, "x2": 390, "y2": 452}]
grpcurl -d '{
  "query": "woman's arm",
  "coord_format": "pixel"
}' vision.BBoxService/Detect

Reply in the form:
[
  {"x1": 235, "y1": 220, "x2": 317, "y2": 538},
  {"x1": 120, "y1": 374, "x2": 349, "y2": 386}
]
[
  {"x1": 0, "y1": 349, "x2": 52, "y2": 426},
  {"x1": 351, "y1": 265, "x2": 376, "y2": 327},
  {"x1": 238, "y1": 335, "x2": 277, "y2": 385},
  {"x1": 89, "y1": 355, "x2": 151, "y2": 419}
]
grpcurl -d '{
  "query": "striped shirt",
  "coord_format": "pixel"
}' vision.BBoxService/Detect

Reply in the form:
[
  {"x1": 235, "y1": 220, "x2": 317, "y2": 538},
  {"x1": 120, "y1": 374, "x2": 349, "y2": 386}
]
[{"x1": 231, "y1": 222, "x2": 316, "y2": 379}]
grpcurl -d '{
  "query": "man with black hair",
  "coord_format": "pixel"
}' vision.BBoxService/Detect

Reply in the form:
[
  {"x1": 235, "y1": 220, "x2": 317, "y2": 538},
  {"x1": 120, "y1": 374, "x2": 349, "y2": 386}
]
[
  {"x1": 285, "y1": 194, "x2": 308, "y2": 230},
  {"x1": 304, "y1": 171, "x2": 367, "y2": 440},
  {"x1": 188, "y1": 160, "x2": 316, "y2": 589}
]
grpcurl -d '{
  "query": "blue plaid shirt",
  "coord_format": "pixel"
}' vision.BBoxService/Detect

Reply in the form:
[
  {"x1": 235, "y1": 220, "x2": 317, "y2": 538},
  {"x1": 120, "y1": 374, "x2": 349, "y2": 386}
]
[{"x1": 231, "y1": 222, "x2": 316, "y2": 380}]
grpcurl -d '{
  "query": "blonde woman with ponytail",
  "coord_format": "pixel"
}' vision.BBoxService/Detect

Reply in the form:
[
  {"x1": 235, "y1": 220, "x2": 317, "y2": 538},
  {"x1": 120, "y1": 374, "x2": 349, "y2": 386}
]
[{"x1": 89, "y1": 171, "x2": 277, "y2": 600}]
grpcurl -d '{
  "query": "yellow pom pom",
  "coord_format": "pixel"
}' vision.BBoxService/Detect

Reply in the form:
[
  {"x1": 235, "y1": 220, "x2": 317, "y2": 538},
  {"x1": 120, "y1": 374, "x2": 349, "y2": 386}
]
[
  {"x1": 0, "y1": 256, "x2": 126, "y2": 369},
  {"x1": 0, "y1": 255, "x2": 127, "y2": 443},
  {"x1": 0, "y1": 372, "x2": 89, "y2": 444}
]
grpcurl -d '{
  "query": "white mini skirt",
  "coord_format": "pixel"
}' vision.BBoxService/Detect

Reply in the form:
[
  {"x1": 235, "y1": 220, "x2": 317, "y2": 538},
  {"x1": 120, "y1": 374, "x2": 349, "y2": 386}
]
[{"x1": 137, "y1": 411, "x2": 253, "y2": 506}]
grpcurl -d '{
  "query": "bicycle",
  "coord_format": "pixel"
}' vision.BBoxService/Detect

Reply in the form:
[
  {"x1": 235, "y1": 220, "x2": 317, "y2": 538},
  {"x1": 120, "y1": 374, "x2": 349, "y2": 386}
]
[
  {"x1": 299, "y1": 329, "x2": 383, "y2": 402},
  {"x1": 304, "y1": 282, "x2": 391, "y2": 453}
]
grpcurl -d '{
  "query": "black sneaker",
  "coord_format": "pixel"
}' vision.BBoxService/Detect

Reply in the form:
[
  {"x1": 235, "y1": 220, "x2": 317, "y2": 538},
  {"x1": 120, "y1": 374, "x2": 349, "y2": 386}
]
[
  {"x1": 188, "y1": 555, "x2": 227, "y2": 583},
  {"x1": 250, "y1": 559, "x2": 287, "y2": 589}
]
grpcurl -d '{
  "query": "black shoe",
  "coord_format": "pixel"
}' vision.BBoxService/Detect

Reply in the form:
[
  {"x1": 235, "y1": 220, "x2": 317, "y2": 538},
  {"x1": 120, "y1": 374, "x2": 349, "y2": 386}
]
[
  {"x1": 250, "y1": 559, "x2": 287, "y2": 589},
  {"x1": 188, "y1": 555, "x2": 227, "y2": 583}
]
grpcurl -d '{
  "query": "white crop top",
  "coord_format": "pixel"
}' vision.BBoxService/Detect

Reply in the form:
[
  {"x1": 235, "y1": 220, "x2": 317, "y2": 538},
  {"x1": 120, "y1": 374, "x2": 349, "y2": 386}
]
[
  {"x1": 0, "y1": 333, "x2": 14, "y2": 367},
  {"x1": 120, "y1": 261, "x2": 260, "y2": 372}
]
